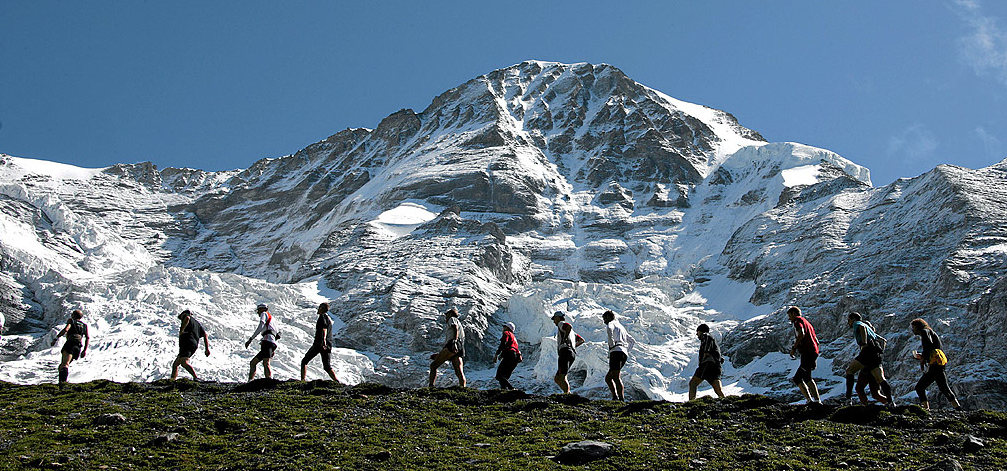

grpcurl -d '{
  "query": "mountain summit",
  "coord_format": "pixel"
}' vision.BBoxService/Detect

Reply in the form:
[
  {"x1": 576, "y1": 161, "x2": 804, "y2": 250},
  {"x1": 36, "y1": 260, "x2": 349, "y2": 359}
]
[{"x1": 2, "y1": 62, "x2": 1003, "y2": 408}]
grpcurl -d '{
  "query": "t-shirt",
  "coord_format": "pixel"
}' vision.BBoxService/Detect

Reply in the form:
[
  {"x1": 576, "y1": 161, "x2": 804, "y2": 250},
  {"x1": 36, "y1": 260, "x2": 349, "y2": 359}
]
[
  {"x1": 698, "y1": 333, "x2": 721, "y2": 364},
  {"x1": 446, "y1": 317, "x2": 464, "y2": 344},
  {"x1": 314, "y1": 313, "x2": 333, "y2": 348},
  {"x1": 251, "y1": 311, "x2": 277, "y2": 344},
  {"x1": 606, "y1": 320, "x2": 636, "y2": 354},
  {"x1": 179, "y1": 317, "x2": 206, "y2": 349},
  {"x1": 792, "y1": 316, "x2": 819, "y2": 355},
  {"x1": 67, "y1": 319, "x2": 88, "y2": 345},
  {"x1": 853, "y1": 321, "x2": 878, "y2": 347},
  {"x1": 497, "y1": 330, "x2": 519, "y2": 355},
  {"x1": 557, "y1": 322, "x2": 577, "y2": 353}
]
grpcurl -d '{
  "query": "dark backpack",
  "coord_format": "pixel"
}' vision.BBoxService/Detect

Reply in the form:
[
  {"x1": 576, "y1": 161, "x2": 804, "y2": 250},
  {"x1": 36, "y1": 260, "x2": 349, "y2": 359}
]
[{"x1": 68, "y1": 319, "x2": 86, "y2": 343}]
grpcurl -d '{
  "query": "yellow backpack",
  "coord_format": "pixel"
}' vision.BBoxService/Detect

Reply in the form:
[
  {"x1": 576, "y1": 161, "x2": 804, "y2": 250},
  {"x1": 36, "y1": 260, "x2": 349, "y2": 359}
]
[{"x1": 930, "y1": 349, "x2": 948, "y2": 366}]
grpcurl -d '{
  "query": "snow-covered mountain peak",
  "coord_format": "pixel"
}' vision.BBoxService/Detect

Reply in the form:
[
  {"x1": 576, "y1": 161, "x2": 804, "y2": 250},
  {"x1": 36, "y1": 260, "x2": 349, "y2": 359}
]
[{"x1": 3, "y1": 64, "x2": 1006, "y2": 408}]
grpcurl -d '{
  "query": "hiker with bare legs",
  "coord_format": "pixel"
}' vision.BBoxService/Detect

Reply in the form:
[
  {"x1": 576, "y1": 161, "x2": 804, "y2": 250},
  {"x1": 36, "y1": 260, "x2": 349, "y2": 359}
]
[
  {"x1": 245, "y1": 304, "x2": 279, "y2": 381},
  {"x1": 301, "y1": 302, "x2": 338, "y2": 382},
  {"x1": 787, "y1": 306, "x2": 821, "y2": 404},
  {"x1": 492, "y1": 322, "x2": 522, "y2": 390},
  {"x1": 51, "y1": 309, "x2": 89, "y2": 385},
  {"x1": 428, "y1": 308, "x2": 466, "y2": 387},
  {"x1": 844, "y1": 312, "x2": 895, "y2": 407},
  {"x1": 551, "y1": 311, "x2": 584, "y2": 394},
  {"x1": 689, "y1": 323, "x2": 726, "y2": 400},
  {"x1": 604, "y1": 310, "x2": 635, "y2": 401},
  {"x1": 911, "y1": 318, "x2": 963, "y2": 411},
  {"x1": 171, "y1": 310, "x2": 209, "y2": 380}
]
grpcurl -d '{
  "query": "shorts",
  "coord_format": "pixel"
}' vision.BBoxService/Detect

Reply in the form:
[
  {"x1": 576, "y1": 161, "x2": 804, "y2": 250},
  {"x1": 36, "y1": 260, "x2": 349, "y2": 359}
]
[
  {"x1": 62, "y1": 342, "x2": 82, "y2": 361},
  {"x1": 855, "y1": 345, "x2": 882, "y2": 372},
  {"x1": 444, "y1": 340, "x2": 466, "y2": 359},
  {"x1": 301, "y1": 344, "x2": 332, "y2": 370},
  {"x1": 793, "y1": 351, "x2": 818, "y2": 383},
  {"x1": 694, "y1": 361, "x2": 722, "y2": 383},
  {"x1": 178, "y1": 342, "x2": 198, "y2": 359},
  {"x1": 608, "y1": 351, "x2": 628, "y2": 373},
  {"x1": 255, "y1": 340, "x2": 277, "y2": 360},
  {"x1": 557, "y1": 347, "x2": 576, "y2": 376}
]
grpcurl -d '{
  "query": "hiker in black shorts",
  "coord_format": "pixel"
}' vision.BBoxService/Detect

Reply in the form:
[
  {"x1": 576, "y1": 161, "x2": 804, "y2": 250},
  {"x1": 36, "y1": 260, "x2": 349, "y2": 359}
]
[
  {"x1": 171, "y1": 310, "x2": 210, "y2": 380},
  {"x1": 787, "y1": 307, "x2": 821, "y2": 404},
  {"x1": 689, "y1": 324, "x2": 726, "y2": 400},
  {"x1": 301, "y1": 302, "x2": 338, "y2": 382},
  {"x1": 428, "y1": 308, "x2": 466, "y2": 388},
  {"x1": 50, "y1": 309, "x2": 89, "y2": 385},
  {"x1": 604, "y1": 310, "x2": 635, "y2": 401},
  {"x1": 844, "y1": 313, "x2": 895, "y2": 407},
  {"x1": 245, "y1": 304, "x2": 279, "y2": 381},
  {"x1": 911, "y1": 318, "x2": 963, "y2": 410},
  {"x1": 493, "y1": 322, "x2": 522, "y2": 390},
  {"x1": 551, "y1": 311, "x2": 584, "y2": 394}
]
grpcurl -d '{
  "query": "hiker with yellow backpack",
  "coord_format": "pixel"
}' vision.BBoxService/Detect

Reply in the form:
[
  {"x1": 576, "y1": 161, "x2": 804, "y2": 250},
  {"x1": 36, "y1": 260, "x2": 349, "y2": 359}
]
[{"x1": 911, "y1": 318, "x2": 963, "y2": 411}]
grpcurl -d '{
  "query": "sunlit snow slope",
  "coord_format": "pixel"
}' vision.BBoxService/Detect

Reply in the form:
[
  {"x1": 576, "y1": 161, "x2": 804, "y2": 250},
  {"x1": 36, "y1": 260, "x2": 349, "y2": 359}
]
[{"x1": 2, "y1": 61, "x2": 1005, "y2": 408}]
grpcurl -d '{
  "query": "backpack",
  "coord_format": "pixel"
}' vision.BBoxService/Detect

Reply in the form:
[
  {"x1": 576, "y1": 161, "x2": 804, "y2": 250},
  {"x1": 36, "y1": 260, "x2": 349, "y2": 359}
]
[
  {"x1": 68, "y1": 319, "x2": 87, "y2": 342},
  {"x1": 862, "y1": 321, "x2": 886, "y2": 352}
]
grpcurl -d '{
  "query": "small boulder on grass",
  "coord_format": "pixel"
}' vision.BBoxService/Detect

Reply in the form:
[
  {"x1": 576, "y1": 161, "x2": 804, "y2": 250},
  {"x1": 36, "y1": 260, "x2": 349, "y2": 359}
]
[
  {"x1": 916, "y1": 457, "x2": 963, "y2": 471},
  {"x1": 93, "y1": 413, "x2": 127, "y2": 426},
  {"x1": 554, "y1": 440, "x2": 614, "y2": 465}
]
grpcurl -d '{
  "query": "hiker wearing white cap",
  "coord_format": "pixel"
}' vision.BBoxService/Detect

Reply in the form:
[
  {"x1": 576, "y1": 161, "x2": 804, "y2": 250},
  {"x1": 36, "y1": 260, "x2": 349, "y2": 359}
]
[
  {"x1": 493, "y1": 322, "x2": 522, "y2": 390},
  {"x1": 245, "y1": 304, "x2": 279, "y2": 381},
  {"x1": 551, "y1": 311, "x2": 585, "y2": 394},
  {"x1": 428, "y1": 308, "x2": 466, "y2": 387}
]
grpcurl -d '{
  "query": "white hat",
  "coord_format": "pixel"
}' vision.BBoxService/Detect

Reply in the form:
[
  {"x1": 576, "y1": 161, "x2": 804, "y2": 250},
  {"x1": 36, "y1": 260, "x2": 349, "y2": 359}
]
[{"x1": 503, "y1": 322, "x2": 516, "y2": 332}]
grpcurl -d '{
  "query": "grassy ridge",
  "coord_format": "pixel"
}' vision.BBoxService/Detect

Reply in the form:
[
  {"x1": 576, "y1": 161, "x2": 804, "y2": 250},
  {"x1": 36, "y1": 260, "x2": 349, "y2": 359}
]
[{"x1": 0, "y1": 380, "x2": 1005, "y2": 470}]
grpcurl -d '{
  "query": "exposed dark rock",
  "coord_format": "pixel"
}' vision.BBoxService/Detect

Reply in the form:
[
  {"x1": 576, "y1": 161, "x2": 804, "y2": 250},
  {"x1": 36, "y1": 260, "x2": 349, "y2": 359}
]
[{"x1": 554, "y1": 440, "x2": 614, "y2": 465}]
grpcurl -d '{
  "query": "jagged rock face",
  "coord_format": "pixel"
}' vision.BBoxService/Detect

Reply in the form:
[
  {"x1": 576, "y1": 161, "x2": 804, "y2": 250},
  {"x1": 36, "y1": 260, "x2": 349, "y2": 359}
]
[
  {"x1": 723, "y1": 161, "x2": 1007, "y2": 408},
  {"x1": 1, "y1": 62, "x2": 1004, "y2": 405}
]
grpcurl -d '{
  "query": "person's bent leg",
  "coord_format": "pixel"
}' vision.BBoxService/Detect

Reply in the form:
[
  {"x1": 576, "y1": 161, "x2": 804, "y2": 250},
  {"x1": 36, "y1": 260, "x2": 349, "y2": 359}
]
[
  {"x1": 933, "y1": 366, "x2": 961, "y2": 409},
  {"x1": 688, "y1": 376, "x2": 702, "y2": 401},
  {"x1": 451, "y1": 357, "x2": 466, "y2": 387},
  {"x1": 605, "y1": 370, "x2": 618, "y2": 400},
  {"x1": 428, "y1": 349, "x2": 452, "y2": 387},
  {"x1": 808, "y1": 379, "x2": 821, "y2": 403},
  {"x1": 555, "y1": 373, "x2": 571, "y2": 393},
  {"x1": 181, "y1": 359, "x2": 197, "y2": 380},
  {"x1": 171, "y1": 357, "x2": 183, "y2": 380},
  {"x1": 248, "y1": 356, "x2": 261, "y2": 381},
  {"x1": 263, "y1": 358, "x2": 272, "y2": 379},
  {"x1": 871, "y1": 367, "x2": 893, "y2": 404},
  {"x1": 845, "y1": 360, "x2": 865, "y2": 400},
  {"x1": 711, "y1": 380, "x2": 726, "y2": 398}
]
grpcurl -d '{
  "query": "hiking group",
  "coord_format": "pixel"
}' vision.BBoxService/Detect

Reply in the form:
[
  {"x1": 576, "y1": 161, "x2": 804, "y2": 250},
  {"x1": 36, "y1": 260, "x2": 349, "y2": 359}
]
[{"x1": 47, "y1": 304, "x2": 965, "y2": 409}]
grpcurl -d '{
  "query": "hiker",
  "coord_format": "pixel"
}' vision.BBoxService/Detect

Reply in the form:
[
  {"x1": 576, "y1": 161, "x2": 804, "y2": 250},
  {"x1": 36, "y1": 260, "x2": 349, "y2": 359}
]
[
  {"x1": 603, "y1": 310, "x2": 635, "y2": 401},
  {"x1": 300, "y1": 302, "x2": 338, "y2": 382},
  {"x1": 492, "y1": 322, "x2": 521, "y2": 390},
  {"x1": 171, "y1": 310, "x2": 210, "y2": 380},
  {"x1": 689, "y1": 323, "x2": 726, "y2": 400},
  {"x1": 843, "y1": 313, "x2": 895, "y2": 407},
  {"x1": 0, "y1": 311, "x2": 5, "y2": 339},
  {"x1": 856, "y1": 370, "x2": 886, "y2": 404},
  {"x1": 911, "y1": 318, "x2": 963, "y2": 410},
  {"x1": 551, "y1": 311, "x2": 584, "y2": 394},
  {"x1": 245, "y1": 304, "x2": 279, "y2": 381},
  {"x1": 787, "y1": 306, "x2": 821, "y2": 404},
  {"x1": 50, "y1": 309, "x2": 89, "y2": 384},
  {"x1": 428, "y1": 308, "x2": 466, "y2": 388}
]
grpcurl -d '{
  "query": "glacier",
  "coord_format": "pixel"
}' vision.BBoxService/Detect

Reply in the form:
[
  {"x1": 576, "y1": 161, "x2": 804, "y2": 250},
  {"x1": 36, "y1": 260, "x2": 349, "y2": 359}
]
[{"x1": 2, "y1": 61, "x2": 1005, "y2": 409}]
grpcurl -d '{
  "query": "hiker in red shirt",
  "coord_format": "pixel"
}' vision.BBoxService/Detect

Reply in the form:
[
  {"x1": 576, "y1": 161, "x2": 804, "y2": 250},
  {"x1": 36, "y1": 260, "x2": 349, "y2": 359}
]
[
  {"x1": 492, "y1": 322, "x2": 522, "y2": 390},
  {"x1": 788, "y1": 306, "x2": 821, "y2": 404}
]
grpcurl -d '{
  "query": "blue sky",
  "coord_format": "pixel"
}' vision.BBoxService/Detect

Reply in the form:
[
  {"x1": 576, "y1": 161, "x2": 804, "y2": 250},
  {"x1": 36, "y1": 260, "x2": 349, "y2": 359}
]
[{"x1": 1, "y1": 1, "x2": 1005, "y2": 186}]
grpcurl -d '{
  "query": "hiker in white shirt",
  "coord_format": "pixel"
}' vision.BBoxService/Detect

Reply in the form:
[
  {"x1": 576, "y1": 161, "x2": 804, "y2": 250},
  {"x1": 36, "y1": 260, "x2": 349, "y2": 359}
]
[
  {"x1": 245, "y1": 304, "x2": 278, "y2": 381},
  {"x1": 603, "y1": 310, "x2": 636, "y2": 401}
]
